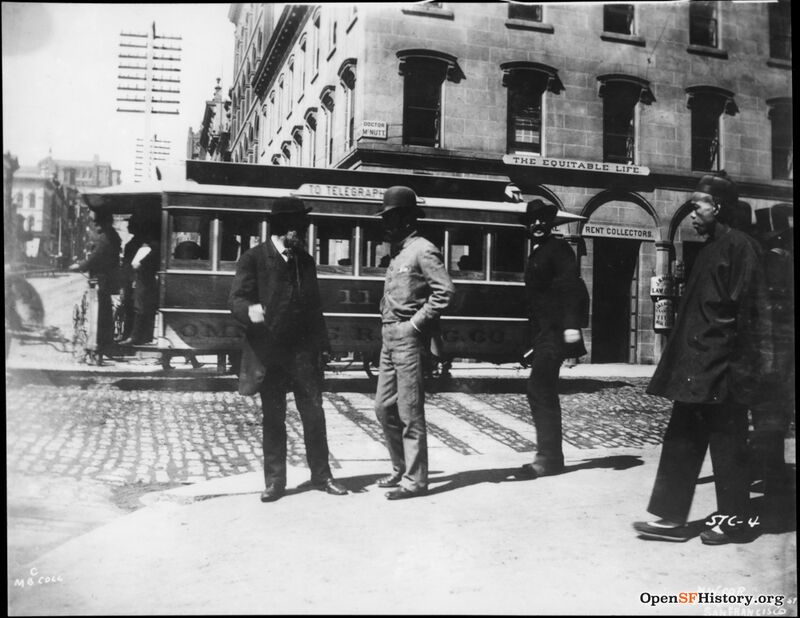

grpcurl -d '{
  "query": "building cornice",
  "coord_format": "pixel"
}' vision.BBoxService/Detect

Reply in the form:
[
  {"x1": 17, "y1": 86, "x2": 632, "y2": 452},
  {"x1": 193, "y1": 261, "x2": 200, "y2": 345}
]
[{"x1": 252, "y1": 5, "x2": 309, "y2": 99}]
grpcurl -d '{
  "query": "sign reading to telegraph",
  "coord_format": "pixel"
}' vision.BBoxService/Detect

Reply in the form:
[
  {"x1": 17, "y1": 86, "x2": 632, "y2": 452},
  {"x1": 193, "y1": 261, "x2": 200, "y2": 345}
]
[
  {"x1": 583, "y1": 223, "x2": 655, "y2": 240},
  {"x1": 360, "y1": 120, "x2": 388, "y2": 139},
  {"x1": 297, "y1": 183, "x2": 386, "y2": 200},
  {"x1": 503, "y1": 154, "x2": 650, "y2": 176}
]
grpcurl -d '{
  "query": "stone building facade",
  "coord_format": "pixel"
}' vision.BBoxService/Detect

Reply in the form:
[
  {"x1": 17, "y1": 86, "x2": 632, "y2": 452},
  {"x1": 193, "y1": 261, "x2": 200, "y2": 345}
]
[{"x1": 226, "y1": 1, "x2": 792, "y2": 364}]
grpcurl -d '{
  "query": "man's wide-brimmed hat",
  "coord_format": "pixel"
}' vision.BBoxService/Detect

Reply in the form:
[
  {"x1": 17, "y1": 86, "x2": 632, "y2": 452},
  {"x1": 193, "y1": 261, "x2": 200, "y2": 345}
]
[
  {"x1": 269, "y1": 196, "x2": 312, "y2": 218},
  {"x1": 520, "y1": 198, "x2": 558, "y2": 225},
  {"x1": 695, "y1": 170, "x2": 738, "y2": 207},
  {"x1": 376, "y1": 186, "x2": 425, "y2": 217}
]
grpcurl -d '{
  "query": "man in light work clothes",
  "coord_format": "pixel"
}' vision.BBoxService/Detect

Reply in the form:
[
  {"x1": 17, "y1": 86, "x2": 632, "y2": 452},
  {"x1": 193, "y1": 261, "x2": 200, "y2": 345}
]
[
  {"x1": 634, "y1": 171, "x2": 773, "y2": 545},
  {"x1": 374, "y1": 186, "x2": 455, "y2": 500}
]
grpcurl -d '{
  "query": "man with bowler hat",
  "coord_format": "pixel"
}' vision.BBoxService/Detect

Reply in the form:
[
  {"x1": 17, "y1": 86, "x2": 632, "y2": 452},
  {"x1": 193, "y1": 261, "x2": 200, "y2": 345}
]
[
  {"x1": 229, "y1": 196, "x2": 348, "y2": 502},
  {"x1": 516, "y1": 199, "x2": 586, "y2": 480},
  {"x1": 374, "y1": 186, "x2": 454, "y2": 500},
  {"x1": 634, "y1": 170, "x2": 772, "y2": 545}
]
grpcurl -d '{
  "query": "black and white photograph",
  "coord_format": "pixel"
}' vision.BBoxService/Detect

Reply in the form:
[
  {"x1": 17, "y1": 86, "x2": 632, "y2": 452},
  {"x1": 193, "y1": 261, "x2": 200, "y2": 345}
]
[{"x1": 4, "y1": 1, "x2": 795, "y2": 614}]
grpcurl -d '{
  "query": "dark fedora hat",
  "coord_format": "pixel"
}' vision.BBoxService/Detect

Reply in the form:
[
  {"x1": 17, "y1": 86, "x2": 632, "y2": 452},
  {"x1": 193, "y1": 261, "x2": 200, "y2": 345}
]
[
  {"x1": 520, "y1": 198, "x2": 558, "y2": 225},
  {"x1": 695, "y1": 170, "x2": 738, "y2": 207},
  {"x1": 376, "y1": 186, "x2": 425, "y2": 217},
  {"x1": 269, "y1": 196, "x2": 312, "y2": 218}
]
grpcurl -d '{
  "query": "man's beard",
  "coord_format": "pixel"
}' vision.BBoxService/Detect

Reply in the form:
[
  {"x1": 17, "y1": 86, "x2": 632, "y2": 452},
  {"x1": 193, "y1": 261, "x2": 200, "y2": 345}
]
[{"x1": 284, "y1": 232, "x2": 306, "y2": 250}]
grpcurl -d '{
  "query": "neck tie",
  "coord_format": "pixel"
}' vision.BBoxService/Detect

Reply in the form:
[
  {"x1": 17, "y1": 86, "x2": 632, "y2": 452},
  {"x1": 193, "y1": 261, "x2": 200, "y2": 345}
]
[{"x1": 284, "y1": 249, "x2": 300, "y2": 287}]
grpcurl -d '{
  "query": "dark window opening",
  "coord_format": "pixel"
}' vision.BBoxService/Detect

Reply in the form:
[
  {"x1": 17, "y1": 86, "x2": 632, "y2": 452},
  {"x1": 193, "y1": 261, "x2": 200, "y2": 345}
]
[
  {"x1": 769, "y1": 0, "x2": 791, "y2": 60},
  {"x1": 604, "y1": 4, "x2": 634, "y2": 35},
  {"x1": 508, "y1": 3, "x2": 542, "y2": 21},
  {"x1": 507, "y1": 73, "x2": 547, "y2": 154},
  {"x1": 689, "y1": 1, "x2": 718, "y2": 48},
  {"x1": 770, "y1": 102, "x2": 793, "y2": 180},
  {"x1": 691, "y1": 97, "x2": 722, "y2": 172},
  {"x1": 314, "y1": 219, "x2": 353, "y2": 274},
  {"x1": 360, "y1": 221, "x2": 391, "y2": 274},
  {"x1": 402, "y1": 62, "x2": 446, "y2": 147},
  {"x1": 603, "y1": 84, "x2": 639, "y2": 164},
  {"x1": 491, "y1": 228, "x2": 527, "y2": 282},
  {"x1": 449, "y1": 226, "x2": 485, "y2": 280}
]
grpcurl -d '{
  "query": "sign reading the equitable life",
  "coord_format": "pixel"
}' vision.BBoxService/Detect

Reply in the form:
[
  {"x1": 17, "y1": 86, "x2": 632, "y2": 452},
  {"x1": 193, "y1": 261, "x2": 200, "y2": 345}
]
[{"x1": 503, "y1": 154, "x2": 650, "y2": 176}]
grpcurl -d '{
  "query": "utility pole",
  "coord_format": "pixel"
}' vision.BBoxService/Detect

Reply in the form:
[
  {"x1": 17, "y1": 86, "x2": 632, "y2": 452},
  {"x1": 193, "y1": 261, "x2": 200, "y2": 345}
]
[{"x1": 116, "y1": 21, "x2": 182, "y2": 182}]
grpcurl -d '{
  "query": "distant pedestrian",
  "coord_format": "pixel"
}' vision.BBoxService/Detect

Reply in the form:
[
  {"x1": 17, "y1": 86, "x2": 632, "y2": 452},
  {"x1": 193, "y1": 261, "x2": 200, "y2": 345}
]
[
  {"x1": 634, "y1": 171, "x2": 773, "y2": 545},
  {"x1": 516, "y1": 199, "x2": 586, "y2": 479},
  {"x1": 69, "y1": 209, "x2": 121, "y2": 362},
  {"x1": 117, "y1": 215, "x2": 143, "y2": 342},
  {"x1": 229, "y1": 196, "x2": 347, "y2": 503},
  {"x1": 373, "y1": 186, "x2": 455, "y2": 500},
  {"x1": 119, "y1": 220, "x2": 160, "y2": 346}
]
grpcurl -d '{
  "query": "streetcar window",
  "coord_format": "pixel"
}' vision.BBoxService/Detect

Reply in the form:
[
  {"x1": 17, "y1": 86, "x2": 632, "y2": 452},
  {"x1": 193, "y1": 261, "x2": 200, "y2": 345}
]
[
  {"x1": 314, "y1": 218, "x2": 354, "y2": 274},
  {"x1": 449, "y1": 225, "x2": 485, "y2": 280},
  {"x1": 169, "y1": 214, "x2": 211, "y2": 269},
  {"x1": 491, "y1": 227, "x2": 527, "y2": 282},
  {"x1": 219, "y1": 213, "x2": 263, "y2": 271},
  {"x1": 360, "y1": 221, "x2": 391, "y2": 274},
  {"x1": 417, "y1": 222, "x2": 445, "y2": 253}
]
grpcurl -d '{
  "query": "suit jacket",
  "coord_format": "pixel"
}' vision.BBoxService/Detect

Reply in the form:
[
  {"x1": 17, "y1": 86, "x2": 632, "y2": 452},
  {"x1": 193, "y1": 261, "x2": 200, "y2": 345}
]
[
  {"x1": 229, "y1": 239, "x2": 329, "y2": 396},
  {"x1": 647, "y1": 224, "x2": 773, "y2": 406},
  {"x1": 524, "y1": 235, "x2": 587, "y2": 360}
]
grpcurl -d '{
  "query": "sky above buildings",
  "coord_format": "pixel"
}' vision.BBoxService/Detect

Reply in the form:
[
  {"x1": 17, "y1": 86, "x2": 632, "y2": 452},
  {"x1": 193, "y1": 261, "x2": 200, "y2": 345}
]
[{"x1": 2, "y1": 3, "x2": 235, "y2": 183}]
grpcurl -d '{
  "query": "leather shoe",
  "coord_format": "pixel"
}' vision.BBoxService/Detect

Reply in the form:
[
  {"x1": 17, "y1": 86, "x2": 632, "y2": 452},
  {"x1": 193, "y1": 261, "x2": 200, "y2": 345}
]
[
  {"x1": 385, "y1": 486, "x2": 427, "y2": 501},
  {"x1": 633, "y1": 521, "x2": 692, "y2": 542},
  {"x1": 260, "y1": 485, "x2": 284, "y2": 502},
  {"x1": 315, "y1": 478, "x2": 348, "y2": 496},
  {"x1": 516, "y1": 462, "x2": 564, "y2": 479},
  {"x1": 376, "y1": 472, "x2": 403, "y2": 488},
  {"x1": 700, "y1": 527, "x2": 757, "y2": 545}
]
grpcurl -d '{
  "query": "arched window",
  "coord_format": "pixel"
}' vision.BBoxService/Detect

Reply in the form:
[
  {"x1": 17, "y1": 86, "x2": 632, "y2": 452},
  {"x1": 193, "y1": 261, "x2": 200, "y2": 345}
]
[
  {"x1": 320, "y1": 85, "x2": 336, "y2": 166},
  {"x1": 305, "y1": 107, "x2": 318, "y2": 167},
  {"x1": 597, "y1": 74, "x2": 655, "y2": 164},
  {"x1": 338, "y1": 59, "x2": 357, "y2": 149},
  {"x1": 686, "y1": 85, "x2": 738, "y2": 171},
  {"x1": 397, "y1": 49, "x2": 463, "y2": 147},
  {"x1": 501, "y1": 61, "x2": 564, "y2": 155},
  {"x1": 767, "y1": 97, "x2": 792, "y2": 180}
]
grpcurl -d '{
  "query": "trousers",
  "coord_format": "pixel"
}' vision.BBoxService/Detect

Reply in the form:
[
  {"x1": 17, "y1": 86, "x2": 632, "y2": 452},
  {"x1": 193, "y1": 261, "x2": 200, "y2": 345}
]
[
  {"x1": 375, "y1": 321, "x2": 428, "y2": 491},
  {"x1": 526, "y1": 348, "x2": 565, "y2": 468},
  {"x1": 648, "y1": 401, "x2": 750, "y2": 524},
  {"x1": 259, "y1": 346, "x2": 332, "y2": 489}
]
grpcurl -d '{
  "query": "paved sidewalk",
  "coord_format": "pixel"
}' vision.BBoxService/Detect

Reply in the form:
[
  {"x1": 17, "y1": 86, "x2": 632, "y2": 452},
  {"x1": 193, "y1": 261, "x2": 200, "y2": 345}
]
[{"x1": 8, "y1": 444, "x2": 796, "y2": 615}]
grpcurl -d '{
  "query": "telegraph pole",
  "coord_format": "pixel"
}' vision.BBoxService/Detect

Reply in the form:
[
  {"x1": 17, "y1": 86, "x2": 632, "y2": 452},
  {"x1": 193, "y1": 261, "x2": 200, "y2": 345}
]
[{"x1": 116, "y1": 21, "x2": 182, "y2": 182}]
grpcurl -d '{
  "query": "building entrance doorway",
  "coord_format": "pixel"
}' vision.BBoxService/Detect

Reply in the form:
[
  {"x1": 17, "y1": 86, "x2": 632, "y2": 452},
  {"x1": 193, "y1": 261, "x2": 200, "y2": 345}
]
[{"x1": 591, "y1": 238, "x2": 641, "y2": 363}]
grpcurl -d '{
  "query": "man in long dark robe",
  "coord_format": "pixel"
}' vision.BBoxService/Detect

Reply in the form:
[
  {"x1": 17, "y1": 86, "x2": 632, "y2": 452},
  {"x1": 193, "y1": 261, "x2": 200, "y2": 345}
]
[{"x1": 634, "y1": 171, "x2": 773, "y2": 545}]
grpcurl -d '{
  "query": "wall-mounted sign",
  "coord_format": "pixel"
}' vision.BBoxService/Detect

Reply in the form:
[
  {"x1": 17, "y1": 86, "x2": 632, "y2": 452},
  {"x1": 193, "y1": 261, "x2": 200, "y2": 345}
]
[
  {"x1": 360, "y1": 120, "x2": 387, "y2": 139},
  {"x1": 654, "y1": 298, "x2": 675, "y2": 330},
  {"x1": 503, "y1": 154, "x2": 650, "y2": 176},
  {"x1": 650, "y1": 275, "x2": 675, "y2": 298},
  {"x1": 583, "y1": 223, "x2": 655, "y2": 241}
]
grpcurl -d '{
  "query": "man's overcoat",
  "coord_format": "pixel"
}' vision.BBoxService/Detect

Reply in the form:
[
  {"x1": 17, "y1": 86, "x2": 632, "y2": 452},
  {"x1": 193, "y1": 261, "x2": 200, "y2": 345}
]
[
  {"x1": 229, "y1": 240, "x2": 329, "y2": 396},
  {"x1": 647, "y1": 224, "x2": 773, "y2": 406}
]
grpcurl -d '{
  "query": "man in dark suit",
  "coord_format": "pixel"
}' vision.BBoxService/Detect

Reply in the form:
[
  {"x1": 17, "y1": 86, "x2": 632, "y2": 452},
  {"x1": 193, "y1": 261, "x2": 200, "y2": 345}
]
[
  {"x1": 634, "y1": 171, "x2": 772, "y2": 545},
  {"x1": 517, "y1": 199, "x2": 586, "y2": 479},
  {"x1": 229, "y1": 197, "x2": 347, "y2": 503}
]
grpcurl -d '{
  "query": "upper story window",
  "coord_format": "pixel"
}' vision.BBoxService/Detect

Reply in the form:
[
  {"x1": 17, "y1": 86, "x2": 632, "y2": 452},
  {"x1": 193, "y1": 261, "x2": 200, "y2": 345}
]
[
  {"x1": 686, "y1": 85, "x2": 738, "y2": 172},
  {"x1": 508, "y1": 2, "x2": 542, "y2": 22},
  {"x1": 397, "y1": 49, "x2": 463, "y2": 148},
  {"x1": 604, "y1": 4, "x2": 634, "y2": 35},
  {"x1": 767, "y1": 98, "x2": 792, "y2": 180},
  {"x1": 769, "y1": 0, "x2": 791, "y2": 61},
  {"x1": 305, "y1": 108, "x2": 318, "y2": 167},
  {"x1": 320, "y1": 85, "x2": 336, "y2": 166},
  {"x1": 501, "y1": 62, "x2": 564, "y2": 155},
  {"x1": 312, "y1": 10, "x2": 321, "y2": 77},
  {"x1": 291, "y1": 125, "x2": 304, "y2": 165},
  {"x1": 328, "y1": 15, "x2": 338, "y2": 56},
  {"x1": 338, "y1": 59, "x2": 357, "y2": 150},
  {"x1": 689, "y1": 1, "x2": 718, "y2": 48},
  {"x1": 598, "y1": 75, "x2": 655, "y2": 165},
  {"x1": 298, "y1": 35, "x2": 307, "y2": 100}
]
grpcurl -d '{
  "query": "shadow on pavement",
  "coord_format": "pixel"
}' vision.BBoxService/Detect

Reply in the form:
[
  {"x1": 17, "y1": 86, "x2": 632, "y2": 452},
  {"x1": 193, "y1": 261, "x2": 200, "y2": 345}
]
[{"x1": 424, "y1": 455, "x2": 644, "y2": 496}]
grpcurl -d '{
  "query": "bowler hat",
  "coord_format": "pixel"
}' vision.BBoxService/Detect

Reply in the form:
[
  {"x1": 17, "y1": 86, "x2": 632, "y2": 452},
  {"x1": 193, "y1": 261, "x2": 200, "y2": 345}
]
[
  {"x1": 520, "y1": 199, "x2": 558, "y2": 225},
  {"x1": 269, "y1": 196, "x2": 312, "y2": 218},
  {"x1": 376, "y1": 186, "x2": 424, "y2": 217},
  {"x1": 695, "y1": 170, "x2": 738, "y2": 207}
]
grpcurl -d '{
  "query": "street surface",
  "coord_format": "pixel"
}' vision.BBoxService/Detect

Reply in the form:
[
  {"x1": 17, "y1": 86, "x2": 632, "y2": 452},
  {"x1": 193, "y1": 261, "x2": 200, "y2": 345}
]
[{"x1": 5, "y1": 273, "x2": 796, "y2": 615}]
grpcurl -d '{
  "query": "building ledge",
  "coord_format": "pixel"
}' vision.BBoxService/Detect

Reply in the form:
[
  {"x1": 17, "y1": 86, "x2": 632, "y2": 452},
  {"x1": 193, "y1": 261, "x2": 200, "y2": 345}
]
[
  {"x1": 504, "y1": 19, "x2": 554, "y2": 33},
  {"x1": 600, "y1": 31, "x2": 645, "y2": 47},
  {"x1": 401, "y1": 6, "x2": 454, "y2": 20},
  {"x1": 686, "y1": 45, "x2": 728, "y2": 59},
  {"x1": 767, "y1": 58, "x2": 792, "y2": 70}
]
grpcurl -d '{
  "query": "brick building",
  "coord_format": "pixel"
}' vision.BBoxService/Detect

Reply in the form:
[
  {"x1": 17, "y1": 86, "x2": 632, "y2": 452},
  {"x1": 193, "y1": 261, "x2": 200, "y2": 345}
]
[{"x1": 226, "y1": 1, "x2": 792, "y2": 364}]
